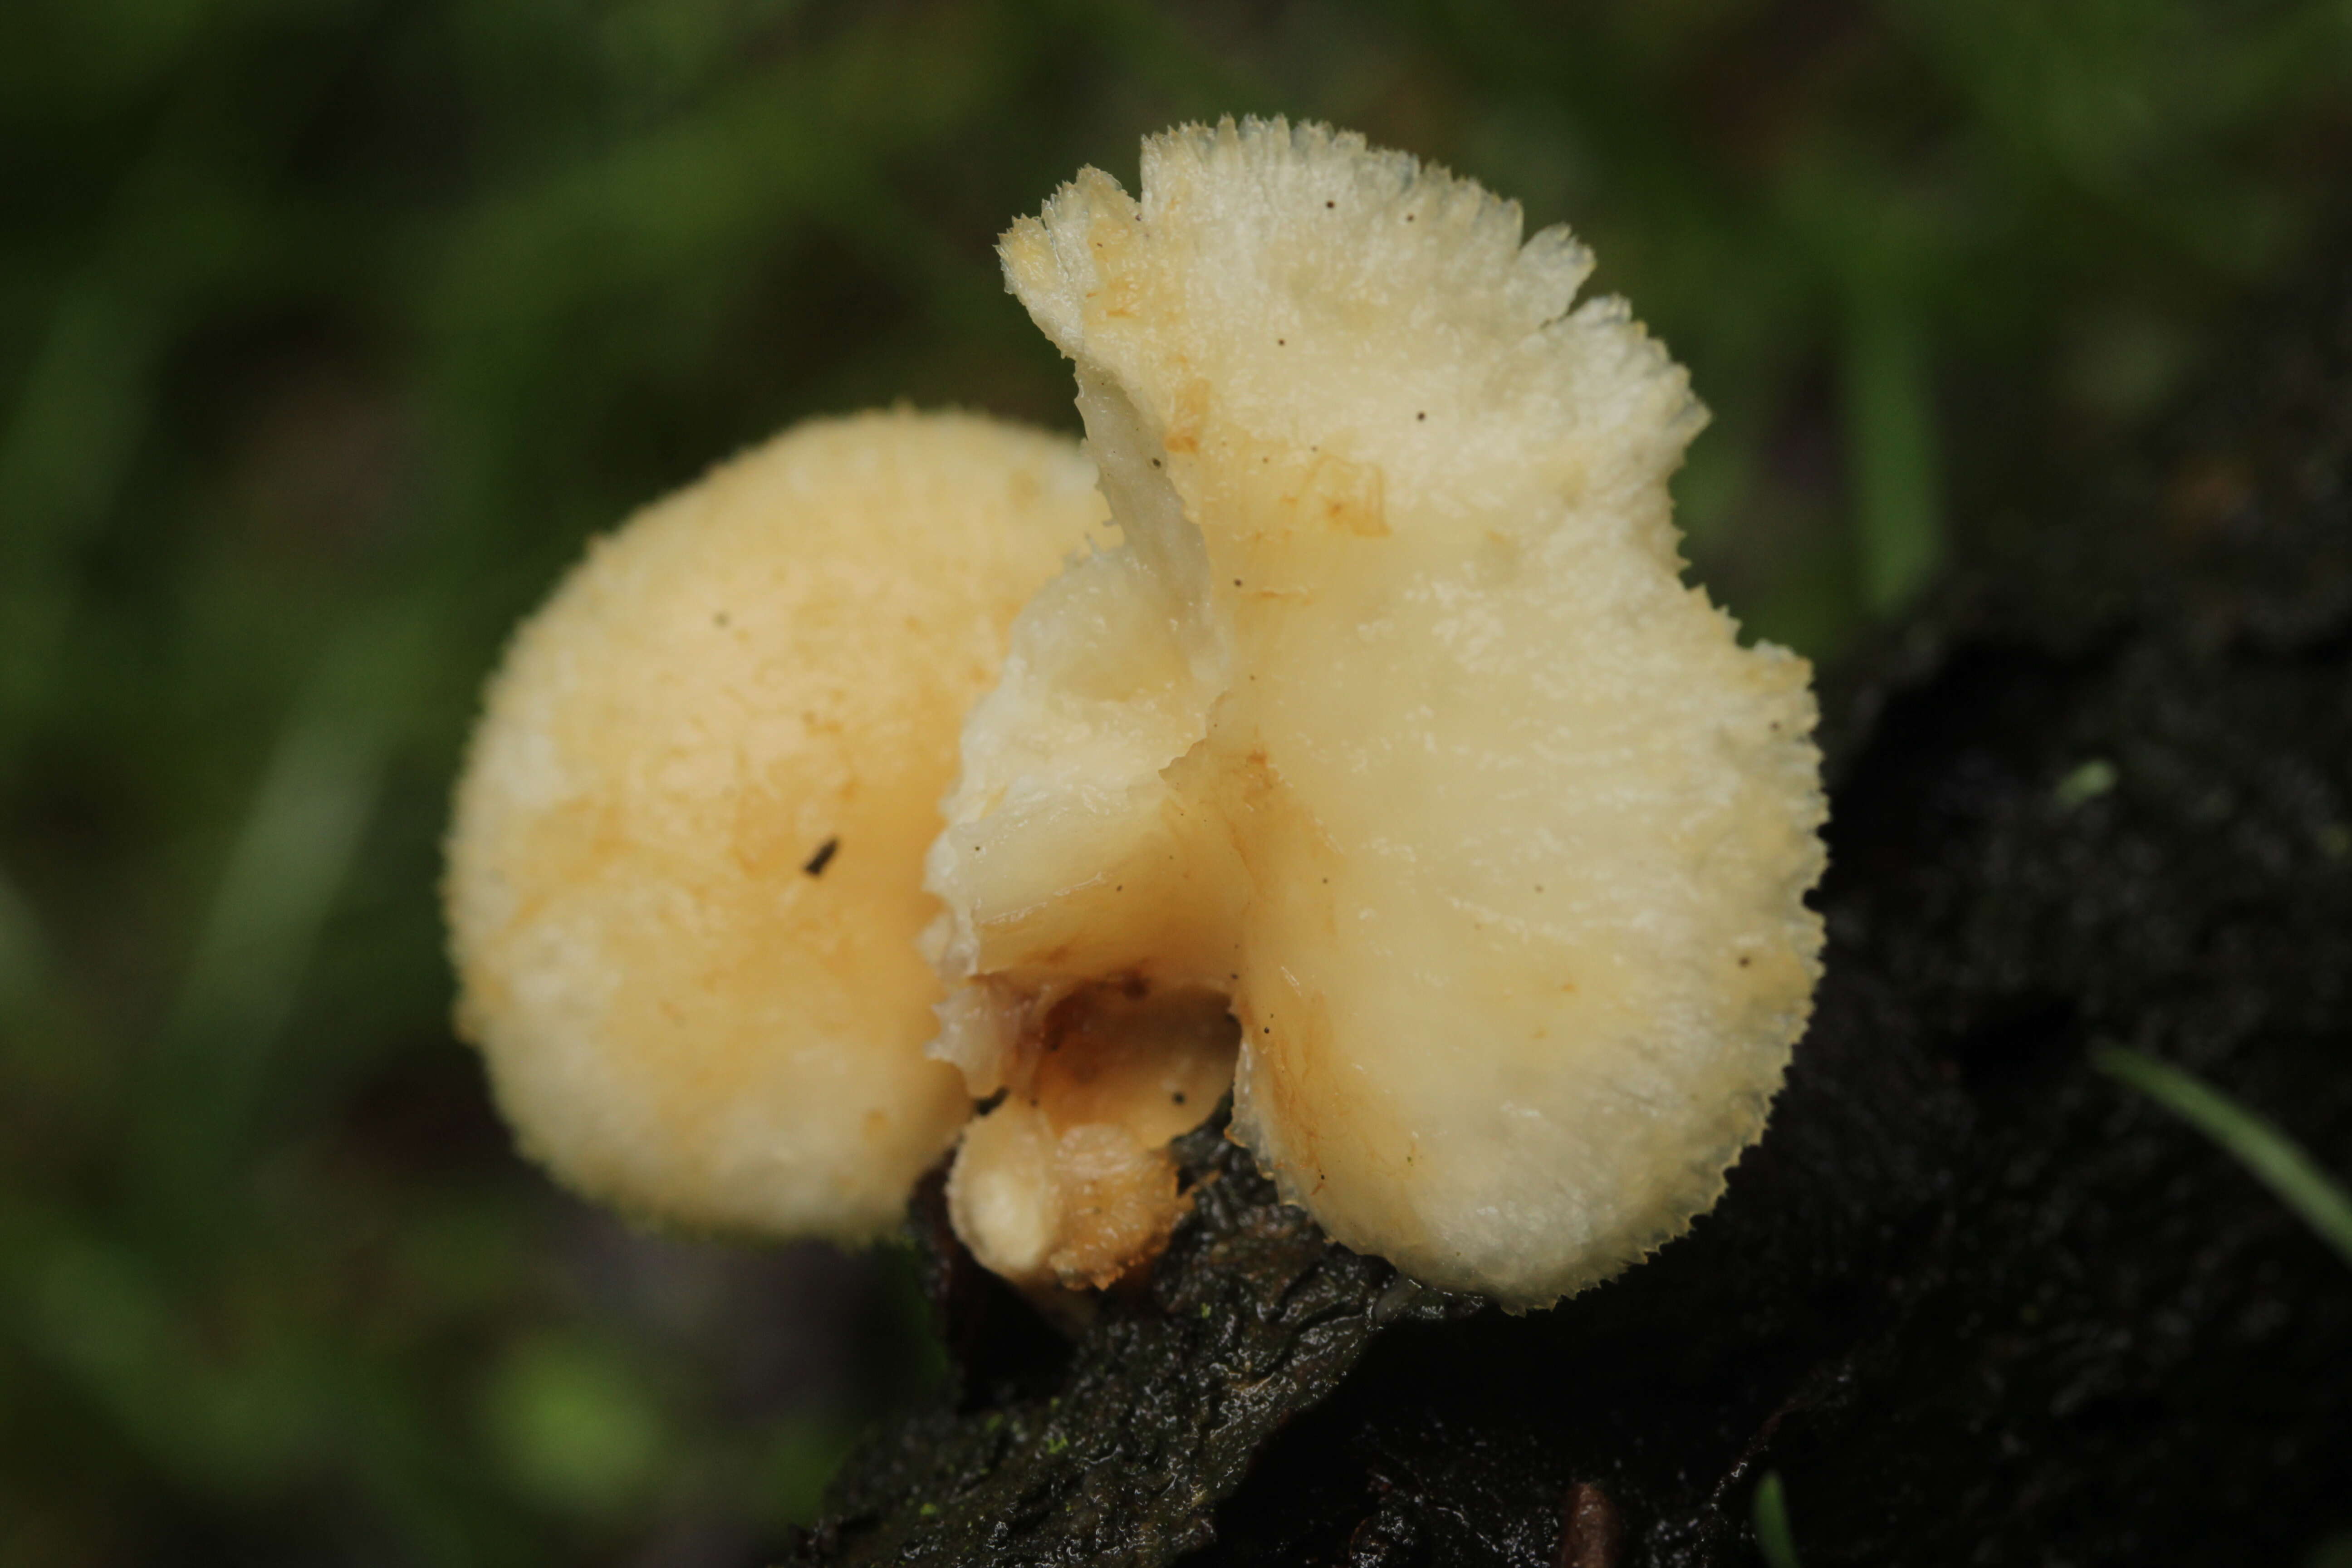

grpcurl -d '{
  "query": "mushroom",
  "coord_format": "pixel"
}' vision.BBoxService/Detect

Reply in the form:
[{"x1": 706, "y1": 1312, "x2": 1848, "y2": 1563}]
[
  {"x1": 445, "y1": 409, "x2": 1105, "y2": 1240},
  {"x1": 445, "y1": 121, "x2": 1825, "y2": 1315},
  {"x1": 927, "y1": 119, "x2": 1825, "y2": 1308}
]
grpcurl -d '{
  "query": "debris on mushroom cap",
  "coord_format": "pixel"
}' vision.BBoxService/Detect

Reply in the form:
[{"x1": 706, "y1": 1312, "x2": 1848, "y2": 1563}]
[
  {"x1": 927, "y1": 118, "x2": 1827, "y2": 1308},
  {"x1": 446, "y1": 410, "x2": 1106, "y2": 1241}
]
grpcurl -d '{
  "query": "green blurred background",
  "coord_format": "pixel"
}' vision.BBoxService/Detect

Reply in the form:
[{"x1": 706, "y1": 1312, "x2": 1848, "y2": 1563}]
[{"x1": 2, "y1": 1, "x2": 2347, "y2": 1562}]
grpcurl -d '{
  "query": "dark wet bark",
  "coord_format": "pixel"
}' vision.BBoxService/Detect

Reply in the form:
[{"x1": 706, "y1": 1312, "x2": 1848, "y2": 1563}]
[
  {"x1": 783, "y1": 1123, "x2": 1479, "y2": 1567},
  {"x1": 783, "y1": 272, "x2": 2352, "y2": 1568}
]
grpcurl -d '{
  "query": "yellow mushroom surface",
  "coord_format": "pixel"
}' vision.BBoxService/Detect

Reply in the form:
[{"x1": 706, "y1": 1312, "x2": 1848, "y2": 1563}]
[
  {"x1": 446, "y1": 410, "x2": 1105, "y2": 1240},
  {"x1": 928, "y1": 120, "x2": 1827, "y2": 1307}
]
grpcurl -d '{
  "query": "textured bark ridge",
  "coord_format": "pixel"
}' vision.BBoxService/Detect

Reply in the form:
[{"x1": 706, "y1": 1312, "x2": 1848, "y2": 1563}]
[
  {"x1": 785, "y1": 1117, "x2": 1475, "y2": 1566},
  {"x1": 786, "y1": 273, "x2": 2352, "y2": 1567}
]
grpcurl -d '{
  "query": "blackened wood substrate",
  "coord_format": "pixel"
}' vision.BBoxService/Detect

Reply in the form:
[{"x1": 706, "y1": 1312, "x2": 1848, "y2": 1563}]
[
  {"x1": 786, "y1": 1121, "x2": 1477, "y2": 1567},
  {"x1": 783, "y1": 277, "x2": 2352, "y2": 1567}
]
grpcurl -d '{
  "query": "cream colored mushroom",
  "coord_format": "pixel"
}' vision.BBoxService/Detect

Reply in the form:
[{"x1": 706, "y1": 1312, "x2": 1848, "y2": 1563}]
[
  {"x1": 927, "y1": 119, "x2": 1826, "y2": 1308},
  {"x1": 446, "y1": 409, "x2": 1106, "y2": 1240},
  {"x1": 446, "y1": 123, "x2": 1826, "y2": 1313}
]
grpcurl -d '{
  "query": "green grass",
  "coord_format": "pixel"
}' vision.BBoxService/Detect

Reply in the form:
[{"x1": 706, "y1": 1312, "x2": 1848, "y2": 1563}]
[
  {"x1": 2093, "y1": 1044, "x2": 2352, "y2": 1271},
  {"x1": 1753, "y1": 1470, "x2": 1804, "y2": 1568}
]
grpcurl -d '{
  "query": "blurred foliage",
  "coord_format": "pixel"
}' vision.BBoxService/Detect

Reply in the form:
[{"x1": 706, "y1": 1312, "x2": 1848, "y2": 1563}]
[{"x1": 0, "y1": 0, "x2": 2347, "y2": 1562}]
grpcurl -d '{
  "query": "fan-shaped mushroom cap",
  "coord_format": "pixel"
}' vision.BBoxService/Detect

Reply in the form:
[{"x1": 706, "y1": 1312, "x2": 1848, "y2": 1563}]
[
  {"x1": 447, "y1": 410, "x2": 1105, "y2": 1240},
  {"x1": 927, "y1": 120, "x2": 1826, "y2": 1308}
]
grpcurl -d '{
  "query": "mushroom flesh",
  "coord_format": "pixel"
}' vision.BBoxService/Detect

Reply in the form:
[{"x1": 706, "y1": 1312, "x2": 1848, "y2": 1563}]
[
  {"x1": 928, "y1": 119, "x2": 1825, "y2": 1308},
  {"x1": 446, "y1": 410, "x2": 1105, "y2": 1240},
  {"x1": 445, "y1": 122, "x2": 1827, "y2": 1315}
]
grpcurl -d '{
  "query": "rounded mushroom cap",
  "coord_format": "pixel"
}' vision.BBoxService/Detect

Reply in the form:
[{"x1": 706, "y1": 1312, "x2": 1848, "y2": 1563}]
[
  {"x1": 929, "y1": 119, "x2": 1826, "y2": 1307},
  {"x1": 446, "y1": 410, "x2": 1106, "y2": 1241}
]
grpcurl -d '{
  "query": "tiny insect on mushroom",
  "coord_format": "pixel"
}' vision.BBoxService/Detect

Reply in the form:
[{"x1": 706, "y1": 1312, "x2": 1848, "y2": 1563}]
[
  {"x1": 927, "y1": 118, "x2": 1825, "y2": 1308},
  {"x1": 445, "y1": 410, "x2": 1106, "y2": 1240}
]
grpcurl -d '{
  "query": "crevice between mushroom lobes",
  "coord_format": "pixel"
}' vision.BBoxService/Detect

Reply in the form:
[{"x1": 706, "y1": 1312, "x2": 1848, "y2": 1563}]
[
  {"x1": 921, "y1": 118, "x2": 1825, "y2": 1313},
  {"x1": 924, "y1": 368, "x2": 1248, "y2": 1300}
]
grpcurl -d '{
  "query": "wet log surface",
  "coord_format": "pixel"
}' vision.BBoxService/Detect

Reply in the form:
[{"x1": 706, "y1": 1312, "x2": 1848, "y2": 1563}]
[{"x1": 783, "y1": 275, "x2": 2352, "y2": 1568}]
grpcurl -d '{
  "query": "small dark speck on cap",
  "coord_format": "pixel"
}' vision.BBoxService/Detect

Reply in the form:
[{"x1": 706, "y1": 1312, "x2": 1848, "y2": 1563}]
[{"x1": 803, "y1": 838, "x2": 840, "y2": 877}]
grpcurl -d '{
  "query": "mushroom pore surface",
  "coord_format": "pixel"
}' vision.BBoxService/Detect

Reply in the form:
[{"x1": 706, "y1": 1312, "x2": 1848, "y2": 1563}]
[
  {"x1": 926, "y1": 119, "x2": 1827, "y2": 1308},
  {"x1": 446, "y1": 410, "x2": 1105, "y2": 1240}
]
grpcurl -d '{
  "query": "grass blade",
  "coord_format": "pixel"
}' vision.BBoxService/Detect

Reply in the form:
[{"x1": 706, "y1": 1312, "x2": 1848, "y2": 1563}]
[
  {"x1": 0, "y1": 861, "x2": 48, "y2": 1020},
  {"x1": 1753, "y1": 1470, "x2": 1804, "y2": 1568},
  {"x1": 2092, "y1": 1044, "x2": 2352, "y2": 1271},
  {"x1": 1844, "y1": 279, "x2": 1944, "y2": 615},
  {"x1": 137, "y1": 602, "x2": 433, "y2": 1228}
]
